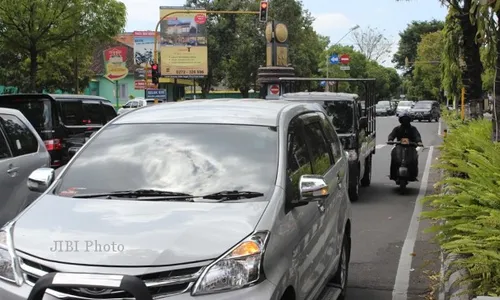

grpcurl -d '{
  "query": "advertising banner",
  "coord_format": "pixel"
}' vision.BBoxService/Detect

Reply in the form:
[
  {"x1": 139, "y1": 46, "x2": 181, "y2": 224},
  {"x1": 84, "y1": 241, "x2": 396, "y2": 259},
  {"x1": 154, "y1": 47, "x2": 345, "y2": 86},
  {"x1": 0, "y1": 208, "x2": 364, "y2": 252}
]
[
  {"x1": 159, "y1": 6, "x2": 208, "y2": 78},
  {"x1": 103, "y1": 47, "x2": 129, "y2": 81},
  {"x1": 133, "y1": 31, "x2": 159, "y2": 89},
  {"x1": 145, "y1": 89, "x2": 167, "y2": 99}
]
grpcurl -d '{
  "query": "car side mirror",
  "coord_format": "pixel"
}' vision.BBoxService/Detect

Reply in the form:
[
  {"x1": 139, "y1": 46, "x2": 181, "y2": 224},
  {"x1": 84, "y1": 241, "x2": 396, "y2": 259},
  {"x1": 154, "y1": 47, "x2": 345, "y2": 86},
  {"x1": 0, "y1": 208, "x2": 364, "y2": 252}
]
[
  {"x1": 27, "y1": 168, "x2": 55, "y2": 193},
  {"x1": 299, "y1": 175, "x2": 329, "y2": 202},
  {"x1": 359, "y1": 116, "x2": 368, "y2": 129}
]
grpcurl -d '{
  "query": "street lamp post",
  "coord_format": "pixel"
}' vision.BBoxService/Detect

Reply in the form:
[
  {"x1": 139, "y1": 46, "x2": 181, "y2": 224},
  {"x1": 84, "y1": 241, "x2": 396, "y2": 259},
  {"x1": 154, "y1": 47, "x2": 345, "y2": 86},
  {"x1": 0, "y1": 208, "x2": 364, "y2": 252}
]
[{"x1": 325, "y1": 25, "x2": 360, "y2": 81}]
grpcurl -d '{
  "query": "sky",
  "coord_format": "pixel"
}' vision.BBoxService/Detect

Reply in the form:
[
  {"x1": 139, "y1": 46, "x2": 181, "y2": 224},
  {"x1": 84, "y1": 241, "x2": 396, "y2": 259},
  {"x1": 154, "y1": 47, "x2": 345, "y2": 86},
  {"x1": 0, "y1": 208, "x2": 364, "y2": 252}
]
[{"x1": 121, "y1": 0, "x2": 448, "y2": 68}]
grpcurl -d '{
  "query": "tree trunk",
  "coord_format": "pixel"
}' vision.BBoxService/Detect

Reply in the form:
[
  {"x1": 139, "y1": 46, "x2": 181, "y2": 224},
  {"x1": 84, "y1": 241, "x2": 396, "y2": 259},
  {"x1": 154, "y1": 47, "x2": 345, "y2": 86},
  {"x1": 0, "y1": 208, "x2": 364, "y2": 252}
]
[
  {"x1": 459, "y1": 0, "x2": 483, "y2": 119},
  {"x1": 29, "y1": 48, "x2": 38, "y2": 93},
  {"x1": 239, "y1": 87, "x2": 249, "y2": 98},
  {"x1": 74, "y1": 56, "x2": 79, "y2": 93},
  {"x1": 492, "y1": 10, "x2": 500, "y2": 142}
]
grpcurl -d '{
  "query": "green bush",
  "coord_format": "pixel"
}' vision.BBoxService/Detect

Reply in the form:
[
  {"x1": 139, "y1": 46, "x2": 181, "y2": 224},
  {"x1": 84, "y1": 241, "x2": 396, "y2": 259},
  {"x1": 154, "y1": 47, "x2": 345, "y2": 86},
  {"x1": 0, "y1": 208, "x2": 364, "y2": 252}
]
[{"x1": 422, "y1": 117, "x2": 500, "y2": 296}]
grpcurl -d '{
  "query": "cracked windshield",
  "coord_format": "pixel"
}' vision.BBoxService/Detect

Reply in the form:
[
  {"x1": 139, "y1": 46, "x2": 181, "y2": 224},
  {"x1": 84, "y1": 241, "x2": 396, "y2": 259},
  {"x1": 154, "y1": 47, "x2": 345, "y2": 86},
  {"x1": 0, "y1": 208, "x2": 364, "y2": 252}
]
[{"x1": 0, "y1": 0, "x2": 497, "y2": 300}]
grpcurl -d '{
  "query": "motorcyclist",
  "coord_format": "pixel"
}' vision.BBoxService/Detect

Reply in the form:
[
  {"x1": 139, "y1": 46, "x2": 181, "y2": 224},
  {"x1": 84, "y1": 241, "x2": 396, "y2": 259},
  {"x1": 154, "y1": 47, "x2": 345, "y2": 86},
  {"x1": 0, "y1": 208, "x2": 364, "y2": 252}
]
[{"x1": 388, "y1": 113, "x2": 423, "y2": 181}]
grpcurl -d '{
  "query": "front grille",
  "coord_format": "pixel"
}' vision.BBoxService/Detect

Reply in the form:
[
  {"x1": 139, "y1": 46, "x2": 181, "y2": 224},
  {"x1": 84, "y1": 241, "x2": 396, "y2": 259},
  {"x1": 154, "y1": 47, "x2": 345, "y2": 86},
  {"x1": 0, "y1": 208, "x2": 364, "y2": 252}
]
[{"x1": 20, "y1": 258, "x2": 203, "y2": 299}]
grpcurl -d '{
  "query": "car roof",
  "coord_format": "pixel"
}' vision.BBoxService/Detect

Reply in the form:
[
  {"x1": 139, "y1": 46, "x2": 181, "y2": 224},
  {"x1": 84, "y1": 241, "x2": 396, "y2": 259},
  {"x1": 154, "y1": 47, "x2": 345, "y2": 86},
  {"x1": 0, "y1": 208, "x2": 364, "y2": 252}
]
[
  {"x1": 0, "y1": 107, "x2": 28, "y2": 118},
  {"x1": 114, "y1": 98, "x2": 322, "y2": 126},
  {"x1": 0, "y1": 93, "x2": 111, "y2": 103},
  {"x1": 281, "y1": 92, "x2": 358, "y2": 101}
]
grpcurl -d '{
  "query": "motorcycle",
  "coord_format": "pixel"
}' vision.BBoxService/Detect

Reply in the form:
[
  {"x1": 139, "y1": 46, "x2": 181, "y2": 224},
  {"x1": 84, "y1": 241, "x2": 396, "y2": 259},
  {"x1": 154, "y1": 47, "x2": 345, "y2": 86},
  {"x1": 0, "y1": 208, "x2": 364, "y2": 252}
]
[{"x1": 387, "y1": 138, "x2": 420, "y2": 192}]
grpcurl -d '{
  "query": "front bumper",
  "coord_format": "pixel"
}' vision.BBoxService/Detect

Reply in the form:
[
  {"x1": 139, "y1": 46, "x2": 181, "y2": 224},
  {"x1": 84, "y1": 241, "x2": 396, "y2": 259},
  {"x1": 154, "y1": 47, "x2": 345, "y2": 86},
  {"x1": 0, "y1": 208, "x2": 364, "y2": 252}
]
[{"x1": 0, "y1": 273, "x2": 277, "y2": 300}]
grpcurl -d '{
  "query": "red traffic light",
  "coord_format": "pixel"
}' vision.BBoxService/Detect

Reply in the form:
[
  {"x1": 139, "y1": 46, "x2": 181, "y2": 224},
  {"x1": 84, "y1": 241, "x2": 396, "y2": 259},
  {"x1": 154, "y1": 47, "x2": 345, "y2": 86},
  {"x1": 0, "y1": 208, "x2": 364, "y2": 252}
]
[
  {"x1": 260, "y1": 1, "x2": 268, "y2": 8},
  {"x1": 151, "y1": 64, "x2": 158, "y2": 70}
]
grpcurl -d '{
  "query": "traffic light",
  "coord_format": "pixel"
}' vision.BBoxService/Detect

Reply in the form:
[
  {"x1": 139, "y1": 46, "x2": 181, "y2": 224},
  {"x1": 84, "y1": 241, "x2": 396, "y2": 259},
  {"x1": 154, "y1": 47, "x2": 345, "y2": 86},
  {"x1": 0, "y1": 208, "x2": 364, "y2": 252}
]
[
  {"x1": 259, "y1": 1, "x2": 268, "y2": 23},
  {"x1": 151, "y1": 63, "x2": 159, "y2": 84}
]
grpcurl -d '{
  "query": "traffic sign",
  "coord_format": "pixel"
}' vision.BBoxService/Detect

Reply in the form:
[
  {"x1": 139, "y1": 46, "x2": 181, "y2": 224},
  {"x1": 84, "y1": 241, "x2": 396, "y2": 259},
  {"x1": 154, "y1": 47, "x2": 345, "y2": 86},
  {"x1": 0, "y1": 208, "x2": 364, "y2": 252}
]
[
  {"x1": 340, "y1": 54, "x2": 350, "y2": 64},
  {"x1": 194, "y1": 14, "x2": 207, "y2": 24},
  {"x1": 329, "y1": 54, "x2": 339, "y2": 65},
  {"x1": 320, "y1": 81, "x2": 326, "y2": 87},
  {"x1": 340, "y1": 66, "x2": 350, "y2": 71},
  {"x1": 269, "y1": 84, "x2": 280, "y2": 95}
]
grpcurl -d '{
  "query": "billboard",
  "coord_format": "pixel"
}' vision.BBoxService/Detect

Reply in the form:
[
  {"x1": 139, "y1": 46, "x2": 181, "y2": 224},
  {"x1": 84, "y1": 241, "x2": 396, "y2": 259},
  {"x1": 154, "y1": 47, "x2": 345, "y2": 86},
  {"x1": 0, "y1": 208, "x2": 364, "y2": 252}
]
[
  {"x1": 159, "y1": 6, "x2": 208, "y2": 78},
  {"x1": 103, "y1": 47, "x2": 129, "y2": 81},
  {"x1": 133, "y1": 31, "x2": 159, "y2": 89}
]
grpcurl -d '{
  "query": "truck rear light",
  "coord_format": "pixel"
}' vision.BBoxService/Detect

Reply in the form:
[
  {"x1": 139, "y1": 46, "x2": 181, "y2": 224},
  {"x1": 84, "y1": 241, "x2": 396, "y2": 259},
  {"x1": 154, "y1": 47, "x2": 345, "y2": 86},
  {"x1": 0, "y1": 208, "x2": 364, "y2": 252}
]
[{"x1": 44, "y1": 139, "x2": 62, "y2": 151}]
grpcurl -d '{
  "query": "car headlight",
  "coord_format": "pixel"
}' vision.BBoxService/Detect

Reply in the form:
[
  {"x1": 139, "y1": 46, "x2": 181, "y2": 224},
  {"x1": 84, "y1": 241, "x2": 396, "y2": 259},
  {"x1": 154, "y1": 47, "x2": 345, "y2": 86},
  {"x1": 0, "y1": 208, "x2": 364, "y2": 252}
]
[
  {"x1": 191, "y1": 231, "x2": 269, "y2": 295},
  {"x1": 347, "y1": 150, "x2": 357, "y2": 161},
  {"x1": 0, "y1": 224, "x2": 23, "y2": 285}
]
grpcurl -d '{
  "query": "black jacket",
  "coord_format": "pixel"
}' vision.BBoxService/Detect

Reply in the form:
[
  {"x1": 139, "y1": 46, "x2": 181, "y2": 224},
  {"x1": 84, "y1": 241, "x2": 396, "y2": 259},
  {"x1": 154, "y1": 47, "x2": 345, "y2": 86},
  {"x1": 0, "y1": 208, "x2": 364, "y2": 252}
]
[{"x1": 388, "y1": 125, "x2": 422, "y2": 143}]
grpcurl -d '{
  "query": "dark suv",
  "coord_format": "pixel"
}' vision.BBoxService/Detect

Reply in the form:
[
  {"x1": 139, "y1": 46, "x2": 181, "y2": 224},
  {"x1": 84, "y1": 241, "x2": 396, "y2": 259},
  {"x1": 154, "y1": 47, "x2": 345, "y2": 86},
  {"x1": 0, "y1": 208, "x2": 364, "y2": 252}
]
[
  {"x1": 409, "y1": 100, "x2": 440, "y2": 122},
  {"x1": 0, "y1": 94, "x2": 117, "y2": 167}
]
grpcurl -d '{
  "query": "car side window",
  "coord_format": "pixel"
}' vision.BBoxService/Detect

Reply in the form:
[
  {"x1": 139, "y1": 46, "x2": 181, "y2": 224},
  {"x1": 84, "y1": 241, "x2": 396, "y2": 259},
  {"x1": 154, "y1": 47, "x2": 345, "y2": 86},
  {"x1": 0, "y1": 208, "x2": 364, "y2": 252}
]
[
  {"x1": 102, "y1": 104, "x2": 117, "y2": 122},
  {"x1": 286, "y1": 119, "x2": 313, "y2": 200},
  {"x1": 130, "y1": 101, "x2": 138, "y2": 108},
  {"x1": 302, "y1": 117, "x2": 334, "y2": 175},
  {"x1": 0, "y1": 129, "x2": 11, "y2": 159},
  {"x1": 82, "y1": 102, "x2": 103, "y2": 125},
  {"x1": 318, "y1": 112, "x2": 343, "y2": 162},
  {"x1": 0, "y1": 114, "x2": 39, "y2": 156}
]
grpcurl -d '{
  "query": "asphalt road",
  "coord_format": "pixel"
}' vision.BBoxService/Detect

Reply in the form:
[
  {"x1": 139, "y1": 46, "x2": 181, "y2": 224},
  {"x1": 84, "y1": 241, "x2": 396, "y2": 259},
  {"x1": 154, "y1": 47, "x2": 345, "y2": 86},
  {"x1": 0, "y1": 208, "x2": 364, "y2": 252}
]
[{"x1": 347, "y1": 116, "x2": 443, "y2": 300}]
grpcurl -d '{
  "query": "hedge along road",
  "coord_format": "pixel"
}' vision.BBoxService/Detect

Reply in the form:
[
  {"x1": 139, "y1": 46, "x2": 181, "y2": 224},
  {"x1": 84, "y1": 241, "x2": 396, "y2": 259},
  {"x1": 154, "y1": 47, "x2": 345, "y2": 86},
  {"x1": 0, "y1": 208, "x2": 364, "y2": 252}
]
[{"x1": 347, "y1": 115, "x2": 443, "y2": 300}]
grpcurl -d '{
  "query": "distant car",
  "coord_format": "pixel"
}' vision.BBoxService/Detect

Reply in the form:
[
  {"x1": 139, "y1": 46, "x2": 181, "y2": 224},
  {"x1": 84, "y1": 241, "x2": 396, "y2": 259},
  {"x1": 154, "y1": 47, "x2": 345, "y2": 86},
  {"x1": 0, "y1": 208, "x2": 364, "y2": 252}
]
[
  {"x1": 117, "y1": 98, "x2": 164, "y2": 115},
  {"x1": 3, "y1": 99, "x2": 352, "y2": 300},
  {"x1": 396, "y1": 100, "x2": 414, "y2": 116},
  {"x1": 376, "y1": 100, "x2": 395, "y2": 116},
  {"x1": 0, "y1": 107, "x2": 51, "y2": 227},
  {"x1": 409, "y1": 100, "x2": 440, "y2": 122},
  {"x1": 0, "y1": 94, "x2": 117, "y2": 168}
]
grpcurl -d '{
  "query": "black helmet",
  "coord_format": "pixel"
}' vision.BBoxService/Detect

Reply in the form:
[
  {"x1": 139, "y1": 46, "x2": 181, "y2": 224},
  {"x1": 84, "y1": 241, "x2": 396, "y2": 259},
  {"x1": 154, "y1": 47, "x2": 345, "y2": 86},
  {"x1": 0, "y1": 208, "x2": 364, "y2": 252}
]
[{"x1": 399, "y1": 112, "x2": 411, "y2": 124}]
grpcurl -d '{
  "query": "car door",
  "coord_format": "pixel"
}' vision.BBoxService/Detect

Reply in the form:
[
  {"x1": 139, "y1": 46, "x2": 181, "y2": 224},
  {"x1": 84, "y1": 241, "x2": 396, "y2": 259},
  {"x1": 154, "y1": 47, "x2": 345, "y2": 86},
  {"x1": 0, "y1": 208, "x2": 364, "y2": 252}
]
[
  {"x1": 285, "y1": 116, "x2": 321, "y2": 300},
  {"x1": 0, "y1": 125, "x2": 15, "y2": 227},
  {"x1": 0, "y1": 113, "x2": 46, "y2": 226},
  {"x1": 318, "y1": 111, "x2": 349, "y2": 271},
  {"x1": 300, "y1": 113, "x2": 339, "y2": 300}
]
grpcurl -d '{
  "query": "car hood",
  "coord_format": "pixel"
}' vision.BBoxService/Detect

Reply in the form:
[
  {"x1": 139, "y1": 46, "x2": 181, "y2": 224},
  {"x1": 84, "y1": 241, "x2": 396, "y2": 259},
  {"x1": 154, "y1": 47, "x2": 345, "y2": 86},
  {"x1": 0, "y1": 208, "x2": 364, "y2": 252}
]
[{"x1": 12, "y1": 195, "x2": 269, "y2": 266}]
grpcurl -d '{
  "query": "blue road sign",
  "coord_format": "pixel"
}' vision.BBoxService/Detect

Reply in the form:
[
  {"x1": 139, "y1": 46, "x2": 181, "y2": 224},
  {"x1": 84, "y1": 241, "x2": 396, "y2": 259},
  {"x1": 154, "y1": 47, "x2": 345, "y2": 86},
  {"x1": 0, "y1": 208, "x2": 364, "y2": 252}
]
[
  {"x1": 320, "y1": 81, "x2": 326, "y2": 87},
  {"x1": 329, "y1": 54, "x2": 339, "y2": 64},
  {"x1": 145, "y1": 89, "x2": 167, "y2": 99}
]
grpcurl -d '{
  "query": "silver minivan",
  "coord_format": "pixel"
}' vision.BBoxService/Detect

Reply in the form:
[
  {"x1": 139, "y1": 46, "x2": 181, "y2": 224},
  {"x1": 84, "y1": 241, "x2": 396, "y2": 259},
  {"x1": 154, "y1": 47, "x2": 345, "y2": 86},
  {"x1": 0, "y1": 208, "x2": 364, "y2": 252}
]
[
  {"x1": 0, "y1": 108, "x2": 50, "y2": 227},
  {"x1": 0, "y1": 99, "x2": 352, "y2": 300}
]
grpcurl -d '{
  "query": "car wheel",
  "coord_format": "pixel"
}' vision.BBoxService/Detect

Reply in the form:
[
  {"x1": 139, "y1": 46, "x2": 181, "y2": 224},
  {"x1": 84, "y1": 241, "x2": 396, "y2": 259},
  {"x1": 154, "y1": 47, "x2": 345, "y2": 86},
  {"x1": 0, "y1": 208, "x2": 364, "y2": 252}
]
[
  {"x1": 332, "y1": 233, "x2": 350, "y2": 300},
  {"x1": 360, "y1": 155, "x2": 372, "y2": 187}
]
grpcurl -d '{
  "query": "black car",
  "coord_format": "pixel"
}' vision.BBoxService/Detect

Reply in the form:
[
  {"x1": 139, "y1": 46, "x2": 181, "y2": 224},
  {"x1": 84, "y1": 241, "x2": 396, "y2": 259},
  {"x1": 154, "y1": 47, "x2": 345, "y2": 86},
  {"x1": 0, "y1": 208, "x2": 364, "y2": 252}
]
[
  {"x1": 409, "y1": 100, "x2": 440, "y2": 122},
  {"x1": 0, "y1": 94, "x2": 117, "y2": 167}
]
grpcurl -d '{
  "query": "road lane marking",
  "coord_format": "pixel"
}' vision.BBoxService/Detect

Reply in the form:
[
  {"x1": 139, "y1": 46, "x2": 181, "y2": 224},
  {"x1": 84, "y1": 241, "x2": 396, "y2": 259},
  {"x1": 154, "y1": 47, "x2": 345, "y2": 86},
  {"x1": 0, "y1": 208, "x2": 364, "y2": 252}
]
[
  {"x1": 392, "y1": 146, "x2": 434, "y2": 300},
  {"x1": 438, "y1": 119, "x2": 442, "y2": 135},
  {"x1": 376, "y1": 144, "x2": 386, "y2": 149}
]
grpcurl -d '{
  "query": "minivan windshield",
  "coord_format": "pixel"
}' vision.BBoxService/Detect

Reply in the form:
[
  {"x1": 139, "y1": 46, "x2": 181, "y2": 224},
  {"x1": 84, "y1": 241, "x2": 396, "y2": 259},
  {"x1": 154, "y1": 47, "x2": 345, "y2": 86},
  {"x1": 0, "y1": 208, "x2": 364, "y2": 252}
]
[
  {"x1": 323, "y1": 100, "x2": 354, "y2": 133},
  {"x1": 378, "y1": 101, "x2": 391, "y2": 106},
  {"x1": 398, "y1": 101, "x2": 412, "y2": 107},
  {"x1": 54, "y1": 124, "x2": 278, "y2": 199}
]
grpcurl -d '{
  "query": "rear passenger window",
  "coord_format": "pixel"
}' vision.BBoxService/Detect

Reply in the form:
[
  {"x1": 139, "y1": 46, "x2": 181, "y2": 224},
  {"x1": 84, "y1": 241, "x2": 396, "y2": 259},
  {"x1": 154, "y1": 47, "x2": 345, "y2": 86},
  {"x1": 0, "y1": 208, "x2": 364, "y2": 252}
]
[
  {"x1": 0, "y1": 114, "x2": 39, "y2": 156},
  {"x1": 82, "y1": 102, "x2": 103, "y2": 125},
  {"x1": 318, "y1": 112, "x2": 343, "y2": 162},
  {"x1": 60, "y1": 101, "x2": 84, "y2": 125},
  {"x1": 0, "y1": 130, "x2": 11, "y2": 159},
  {"x1": 103, "y1": 105, "x2": 117, "y2": 122},
  {"x1": 303, "y1": 120, "x2": 333, "y2": 175}
]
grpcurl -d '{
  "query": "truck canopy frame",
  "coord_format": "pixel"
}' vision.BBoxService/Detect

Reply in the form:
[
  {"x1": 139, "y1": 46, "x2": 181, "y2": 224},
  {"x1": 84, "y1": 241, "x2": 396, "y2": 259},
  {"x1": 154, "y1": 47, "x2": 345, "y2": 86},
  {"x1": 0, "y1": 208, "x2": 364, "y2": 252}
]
[{"x1": 278, "y1": 77, "x2": 376, "y2": 134}]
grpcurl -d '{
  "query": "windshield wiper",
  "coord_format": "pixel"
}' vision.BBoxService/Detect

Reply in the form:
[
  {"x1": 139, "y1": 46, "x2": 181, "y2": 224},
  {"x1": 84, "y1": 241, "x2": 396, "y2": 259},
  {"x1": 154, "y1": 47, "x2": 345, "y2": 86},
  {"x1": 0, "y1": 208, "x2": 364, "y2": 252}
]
[
  {"x1": 71, "y1": 189, "x2": 194, "y2": 200},
  {"x1": 202, "y1": 190, "x2": 264, "y2": 201}
]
